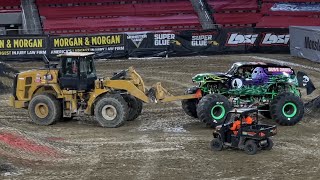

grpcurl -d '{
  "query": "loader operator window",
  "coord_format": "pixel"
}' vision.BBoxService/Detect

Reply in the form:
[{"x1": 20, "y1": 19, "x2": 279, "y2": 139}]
[
  {"x1": 80, "y1": 56, "x2": 96, "y2": 78},
  {"x1": 62, "y1": 57, "x2": 79, "y2": 77}
]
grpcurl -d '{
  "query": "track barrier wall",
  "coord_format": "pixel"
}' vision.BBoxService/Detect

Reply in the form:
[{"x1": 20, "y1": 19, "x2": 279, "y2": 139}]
[
  {"x1": 290, "y1": 26, "x2": 320, "y2": 63},
  {"x1": 0, "y1": 28, "x2": 290, "y2": 60}
]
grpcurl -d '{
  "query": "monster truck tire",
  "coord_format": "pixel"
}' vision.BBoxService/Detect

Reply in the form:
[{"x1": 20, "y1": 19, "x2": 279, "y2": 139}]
[
  {"x1": 197, "y1": 94, "x2": 232, "y2": 128},
  {"x1": 181, "y1": 87, "x2": 199, "y2": 118},
  {"x1": 270, "y1": 92, "x2": 304, "y2": 126},
  {"x1": 95, "y1": 94, "x2": 128, "y2": 128},
  {"x1": 259, "y1": 105, "x2": 272, "y2": 119},
  {"x1": 122, "y1": 94, "x2": 143, "y2": 121},
  {"x1": 28, "y1": 93, "x2": 62, "y2": 126}
]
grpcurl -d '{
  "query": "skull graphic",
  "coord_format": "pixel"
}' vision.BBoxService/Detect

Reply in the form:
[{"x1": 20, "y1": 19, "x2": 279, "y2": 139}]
[
  {"x1": 302, "y1": 75, "x2": 309, "y2": 86},
  {"x1": 252, "y1": 67, "x2": 268, "y2": 83}
]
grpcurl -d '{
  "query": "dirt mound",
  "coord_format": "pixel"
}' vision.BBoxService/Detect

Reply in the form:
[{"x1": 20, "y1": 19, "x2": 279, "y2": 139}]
[{"x1": 0, "y1": 62, "x2": 19, "y2": 94}]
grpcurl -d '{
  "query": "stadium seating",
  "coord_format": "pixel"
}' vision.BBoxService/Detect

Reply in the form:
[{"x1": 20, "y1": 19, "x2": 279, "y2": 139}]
[
  {"x1": 207, "y1": 0, "x2": 320, "y2": 28},
  {"x1": 256, "y1": 16, "x2": 320, "y2": 28},
  {"x1": 39, "y1": 2, "x2": 195, "y2": 19},
  {"x1": 44, "y1": 14, "x2": 200, "y2": 34},
  {"x1": 207, "y1": 0, "x2": 260, "y2": 27},
  {"x1": 257, "y1": 0, "x2": 320, "y2": 28},
  {"x1": 37, "y1": 0, "x2": 201, "y2": 34},
  {"x1": 208, "y1": 0, "x2": 258, "y2": 12},
  {"x1": 0, "y1": 0, "x2": 21, "y2": 12}
]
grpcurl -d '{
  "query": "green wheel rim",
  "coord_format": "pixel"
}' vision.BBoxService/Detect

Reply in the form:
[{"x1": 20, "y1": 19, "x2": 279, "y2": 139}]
[
  {"x1": 282, "y1": 102, "x2": 297, "y2": 118},
  {"x1": 211, "y1": 105, "x2": 226, "y2": 120}
]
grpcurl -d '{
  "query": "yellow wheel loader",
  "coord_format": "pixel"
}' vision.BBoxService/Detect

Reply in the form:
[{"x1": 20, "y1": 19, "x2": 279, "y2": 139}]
[{"x1": 9, "y1": 52, "x2": 201, "y2": 128}]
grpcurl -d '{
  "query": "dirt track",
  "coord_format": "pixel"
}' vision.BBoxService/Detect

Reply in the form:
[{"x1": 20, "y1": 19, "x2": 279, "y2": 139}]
[{"x1": 1, "y1": 54, "x2": 320, "y2": 179}]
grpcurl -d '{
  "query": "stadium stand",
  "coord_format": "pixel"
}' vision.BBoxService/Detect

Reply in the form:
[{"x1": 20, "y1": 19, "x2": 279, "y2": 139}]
[
  {"x1": 207, "y1": 0, "x2": 261, "y2": 27},
  {"x1": 0, "y1": 0, "x2": 21, "y2": 12},
  {"x1": 0, "y1": 0, "x2": 22, "y2": 35},
  {"x1": 36, "y1": 0, "x2": 201, "y2": 34},
  {"x1": 257, "y1": 0, "x2": 320, "y2": 28},
  {"x1": 207, "y1": 0, "x2": 320, "y2": 28}
]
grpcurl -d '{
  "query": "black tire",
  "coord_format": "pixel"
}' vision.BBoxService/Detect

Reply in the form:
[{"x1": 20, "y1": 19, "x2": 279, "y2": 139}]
[
  {"x1": 244, "y1": 140, "x2": 258, "y2": 155},
  {"x1": 210, "y1": 138, "x2": 223, "y2": 151},
  {"x1": 262, "y1": 138, "x2": 273, "y2": 150},
  {"x1": 181, "y1": 87, "x2": 200, "y2": 118},
  {"x1": 122, "y1": 94, "x2": 143, "y2": 121},
  {"x1": 270, "y1": 92, "x2": 304, "y2": 126},
  {"x1": 259, "y1": 105, "x2": 271, "y2": 119},
  {"x1": 197, "y1": 94, "x2": 232, "y2": 128},
  {"x1": 28, "y1": 93, "x2": 62, "y2": 126},
  {"x1": 94, "y1": 94, "x2": 128, "y2": 128},
  {"x1": 61, "y1": 117, "x2": 74, "y2": 122}
]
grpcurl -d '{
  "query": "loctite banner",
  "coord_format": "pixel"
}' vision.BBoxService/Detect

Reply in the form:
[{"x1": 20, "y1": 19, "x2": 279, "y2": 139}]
[{"x1": 0, "y1": 28, "x2": 291, "y2": 60}]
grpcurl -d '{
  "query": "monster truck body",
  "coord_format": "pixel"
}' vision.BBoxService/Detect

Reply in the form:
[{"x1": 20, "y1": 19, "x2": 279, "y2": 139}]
[
  {"x1": 193, "y1": 62, "x2": 300, "y2": 106},
  {"x1": 183, "y1": 62, "x2": 314, "y2": 127}
]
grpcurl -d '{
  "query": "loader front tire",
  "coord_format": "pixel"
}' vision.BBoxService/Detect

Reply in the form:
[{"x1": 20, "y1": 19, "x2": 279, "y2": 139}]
[
  {"x1": 28, "y1": 93, "x2": 61, "y2": 126},
  {"x1": 95, "y1": 94, "x2": 129, "y2": 128},
  {"x1": 122, "y1": 94, "x2": 143, "y2": 121}
]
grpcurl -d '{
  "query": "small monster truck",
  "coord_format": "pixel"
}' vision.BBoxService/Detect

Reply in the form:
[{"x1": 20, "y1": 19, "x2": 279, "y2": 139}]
[{"x1": 182, "y1": 62, "x2": 315, "y2": 127}]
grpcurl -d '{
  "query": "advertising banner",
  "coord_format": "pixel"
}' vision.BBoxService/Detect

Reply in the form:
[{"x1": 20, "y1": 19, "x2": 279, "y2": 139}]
[
  {"x1": 0, "y1": 28, "x2": 291, "y2": 60},
  {"x1": 0, "y1": 36, "x2": 47, "y2": 57},
  {"x1": 49, "y1": 34, "x2": 126, "y2": 58},
  {"x1": 290, "y1": 26, "x2": 320, "y2": 63}
]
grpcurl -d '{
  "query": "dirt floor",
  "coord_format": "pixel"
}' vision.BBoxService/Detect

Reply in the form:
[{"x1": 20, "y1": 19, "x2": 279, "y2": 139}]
[{"x1": 0, "y1": 54, "x2": 320, "y2": 180}]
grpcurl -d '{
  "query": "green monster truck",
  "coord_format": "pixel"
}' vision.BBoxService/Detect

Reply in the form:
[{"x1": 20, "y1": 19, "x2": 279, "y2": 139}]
[{"x1": 182, "y1": 62, "x2": 315, "y2": 127}]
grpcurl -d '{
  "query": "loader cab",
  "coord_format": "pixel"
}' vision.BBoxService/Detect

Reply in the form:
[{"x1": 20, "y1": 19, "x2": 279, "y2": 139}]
[{"x1": 58, "y1": 52, "x2": 97, "y2": 91}]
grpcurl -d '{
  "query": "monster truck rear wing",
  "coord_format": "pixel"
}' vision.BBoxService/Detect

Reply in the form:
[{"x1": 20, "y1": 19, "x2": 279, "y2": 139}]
[{"x1": 297, "y1": 71, "x2": 316, "y2": 95}]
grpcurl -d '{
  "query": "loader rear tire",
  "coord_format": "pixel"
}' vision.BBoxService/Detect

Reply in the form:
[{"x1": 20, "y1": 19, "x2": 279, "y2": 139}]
[
  {"x1": 95, "y1": 94, "x2": 128, "y2": 128},
  {"x1": 28, "y1": 93, "x2": 61, "y2": 126},
  {"x1": 122, "y1": 94, "x2": 143, "y2": 121}
]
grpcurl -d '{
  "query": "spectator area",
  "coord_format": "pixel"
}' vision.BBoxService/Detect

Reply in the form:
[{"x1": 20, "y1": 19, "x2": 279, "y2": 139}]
[
  {"x1": 257, "y1": 0, "x2": 320, "y2": 28},
  {"x1": 207, "y1": 0, "x2": 320, "y2": 28},
  {"x1": 36, "y1": 0, "x2": 201, "y2": 34},
  {"x1": 0, "y1": 0, "x2": 21, "y2": 13},
  {"x1": 207, "y1": 0, "x2": 261, "y2": 27}
]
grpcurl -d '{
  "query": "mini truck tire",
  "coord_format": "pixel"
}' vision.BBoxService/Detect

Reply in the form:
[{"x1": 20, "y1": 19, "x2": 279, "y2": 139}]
[
  {"x1": 210, "y1": 138, "x2": 223, "y2": 151},
  {"x1": 244, "y1": 140, "x2": 258, "y2": 155},
  {"x1": 181, "y1": 87, "x2": 199, "y2": 118},
  {"x1": 122, "y1": 94, "x2": 143, "y2": 121},
  {"x1": 28, "y1": 93, "x2": 62, "y2": 126},
  {"x1": 197, "y1": 94, "x2": 232, "y2": 128},
  {"x1": 94, "y1": 94, "x2": 129, "y2": 128},
  {"x1": 270, "y1": 92, "x2": 304, "y2": 126}
]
